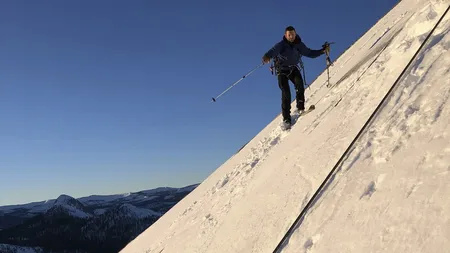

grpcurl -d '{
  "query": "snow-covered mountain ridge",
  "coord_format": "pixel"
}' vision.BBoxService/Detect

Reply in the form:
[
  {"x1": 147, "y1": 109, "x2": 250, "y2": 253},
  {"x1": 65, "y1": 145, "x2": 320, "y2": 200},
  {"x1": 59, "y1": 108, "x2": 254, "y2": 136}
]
[
  {"x1": 120, "y1": 1, "x2": 450, "y2": 252},
  {"x1": 0, "y1": 184, "x2": 198, "y2": 226},
  {"x1": 0, "y1": 184, "x2": 198, "y2": 253}
]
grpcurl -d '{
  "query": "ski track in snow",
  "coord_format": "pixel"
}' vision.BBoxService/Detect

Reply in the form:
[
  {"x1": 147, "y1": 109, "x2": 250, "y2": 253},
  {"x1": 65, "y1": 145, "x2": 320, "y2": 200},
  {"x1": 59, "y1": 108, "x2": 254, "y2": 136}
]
[{"x1": 120, "y1": 1, "x2": 450, "y2": 253}]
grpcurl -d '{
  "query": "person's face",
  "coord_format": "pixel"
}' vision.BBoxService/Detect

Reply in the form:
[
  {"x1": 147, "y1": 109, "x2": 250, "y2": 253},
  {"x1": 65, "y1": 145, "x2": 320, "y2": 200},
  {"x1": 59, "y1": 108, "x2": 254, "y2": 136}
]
[{"x1": 285, "y1": 30, "x2": 296, "y2": 42}]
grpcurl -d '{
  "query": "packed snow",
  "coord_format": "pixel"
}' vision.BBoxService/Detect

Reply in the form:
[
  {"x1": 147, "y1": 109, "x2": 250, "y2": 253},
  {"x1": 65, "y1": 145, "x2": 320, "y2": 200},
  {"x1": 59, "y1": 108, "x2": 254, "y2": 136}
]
[{"x1": 116, "y1": 0, "x2": 449, "y2": 252}]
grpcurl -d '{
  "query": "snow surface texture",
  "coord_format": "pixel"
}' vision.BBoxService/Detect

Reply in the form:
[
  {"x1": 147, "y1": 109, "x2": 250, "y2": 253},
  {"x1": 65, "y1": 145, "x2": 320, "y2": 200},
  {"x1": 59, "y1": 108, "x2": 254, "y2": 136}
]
[{"x1": 120, "y1": 1, "x2": 450, "y2": 252}]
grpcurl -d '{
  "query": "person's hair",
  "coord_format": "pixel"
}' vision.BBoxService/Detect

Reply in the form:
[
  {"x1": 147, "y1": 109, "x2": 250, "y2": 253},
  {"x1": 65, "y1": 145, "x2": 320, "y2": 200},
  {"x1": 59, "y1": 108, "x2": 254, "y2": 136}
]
[{"x1": 285, "y1": 26, "x2": 295, "y2": 32}]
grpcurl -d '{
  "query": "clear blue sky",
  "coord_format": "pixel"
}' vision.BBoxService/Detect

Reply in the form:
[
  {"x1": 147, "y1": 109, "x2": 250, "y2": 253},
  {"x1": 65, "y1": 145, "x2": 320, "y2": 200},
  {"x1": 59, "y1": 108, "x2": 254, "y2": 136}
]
[{"x1": 0, "y1": 0, "x2": 398, "y2": 206}]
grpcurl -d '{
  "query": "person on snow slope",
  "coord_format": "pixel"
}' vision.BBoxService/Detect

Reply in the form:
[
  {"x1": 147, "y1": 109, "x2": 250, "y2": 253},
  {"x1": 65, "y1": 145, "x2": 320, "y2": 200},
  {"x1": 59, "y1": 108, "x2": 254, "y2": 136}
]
[{"x1": 262, "y1": 26, "x2": 330, "y2": 126}]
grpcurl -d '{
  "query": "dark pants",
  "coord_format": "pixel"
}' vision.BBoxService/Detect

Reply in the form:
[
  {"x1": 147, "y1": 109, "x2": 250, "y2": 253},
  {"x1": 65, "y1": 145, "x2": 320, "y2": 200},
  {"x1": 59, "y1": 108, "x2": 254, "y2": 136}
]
[{"x1": 277, "y1": 67, "x2": 305, "y2": 122}]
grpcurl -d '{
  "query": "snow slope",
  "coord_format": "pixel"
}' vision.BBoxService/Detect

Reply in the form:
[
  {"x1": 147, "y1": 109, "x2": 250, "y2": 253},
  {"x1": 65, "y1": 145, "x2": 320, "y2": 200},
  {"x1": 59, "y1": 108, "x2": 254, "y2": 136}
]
[
  {"x1": 280, "y1": 5, "x2": 450, "y2": 253},
  {"x1": 120, "y1": 0, "x2": 450, "y2": 252}
]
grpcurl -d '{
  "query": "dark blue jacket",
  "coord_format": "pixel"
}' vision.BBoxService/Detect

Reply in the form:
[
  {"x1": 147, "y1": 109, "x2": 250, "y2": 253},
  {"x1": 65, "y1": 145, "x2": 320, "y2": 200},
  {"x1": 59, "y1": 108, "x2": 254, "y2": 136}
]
[{"x1": 264, "y1": 34, "x2": 324, "y2": 70}]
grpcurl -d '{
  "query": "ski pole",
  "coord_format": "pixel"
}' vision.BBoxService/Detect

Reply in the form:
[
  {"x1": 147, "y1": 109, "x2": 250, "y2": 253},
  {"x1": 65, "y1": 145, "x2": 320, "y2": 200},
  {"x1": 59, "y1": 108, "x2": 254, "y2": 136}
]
[
  {"x1": 326, "y1": 56, "x2": 331, "y2": 87},
  {"x1": 211, "y1": 63, "x2": 264, "y2": 102},
  {"x1": 322, "y1": 41, "x2": 335, "y2": 87}
]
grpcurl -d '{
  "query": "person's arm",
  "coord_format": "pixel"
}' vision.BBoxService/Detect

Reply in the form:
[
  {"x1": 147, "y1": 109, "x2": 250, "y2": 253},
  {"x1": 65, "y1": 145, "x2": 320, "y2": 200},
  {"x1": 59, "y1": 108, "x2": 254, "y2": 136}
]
[
  {"x1": 262, "y1": 41, "x2": 283, "y2": 63},
  {"x1": 297, "y1": 41, "x2": 324, "y2": 58}
]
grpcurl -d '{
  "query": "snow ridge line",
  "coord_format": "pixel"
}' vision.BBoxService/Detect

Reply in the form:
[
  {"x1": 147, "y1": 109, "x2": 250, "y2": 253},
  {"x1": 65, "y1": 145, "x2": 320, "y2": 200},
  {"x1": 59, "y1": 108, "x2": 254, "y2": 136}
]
[{"x1": 271, "y1": 4, "x2": 450, "y2": 253}]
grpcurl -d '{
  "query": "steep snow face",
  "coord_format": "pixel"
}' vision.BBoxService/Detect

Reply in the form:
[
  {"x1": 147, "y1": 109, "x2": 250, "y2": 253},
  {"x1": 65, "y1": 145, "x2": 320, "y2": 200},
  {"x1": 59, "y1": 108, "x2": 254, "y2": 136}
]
[
  {"x1": 280, "y1": 6, "x2": 450, "y2": 253},
  {"x1": 120, "y1": 1, "x2": 450, "y2": 253}
]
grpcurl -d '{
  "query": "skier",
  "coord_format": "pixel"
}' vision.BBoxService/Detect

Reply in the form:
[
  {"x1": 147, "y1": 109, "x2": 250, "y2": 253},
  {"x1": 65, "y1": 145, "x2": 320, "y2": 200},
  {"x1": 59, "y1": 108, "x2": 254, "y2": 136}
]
[{"x1": 262, "y1": 26, "x2": 330, "y2": 127}]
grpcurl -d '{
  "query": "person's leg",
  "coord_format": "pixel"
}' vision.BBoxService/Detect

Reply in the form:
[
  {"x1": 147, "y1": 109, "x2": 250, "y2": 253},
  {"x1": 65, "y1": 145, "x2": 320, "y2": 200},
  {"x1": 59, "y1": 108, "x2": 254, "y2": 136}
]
[
  {"x1": 289, "y1": 68, "x2": 305, "y2": 110},
  {"x1": 277, "y1": 73, "x2": 292, "y2": 123}
]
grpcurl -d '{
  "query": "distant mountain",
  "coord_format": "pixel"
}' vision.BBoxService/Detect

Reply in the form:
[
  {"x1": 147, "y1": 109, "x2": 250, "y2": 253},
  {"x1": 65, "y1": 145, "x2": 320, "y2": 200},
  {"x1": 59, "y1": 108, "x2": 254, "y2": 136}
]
[
  {"x1": 0, "y1": 184, "x2": 199, "y2": 253},
  {"x1": 47, "y1": 195, "x2": 92, "y2": 219}
]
